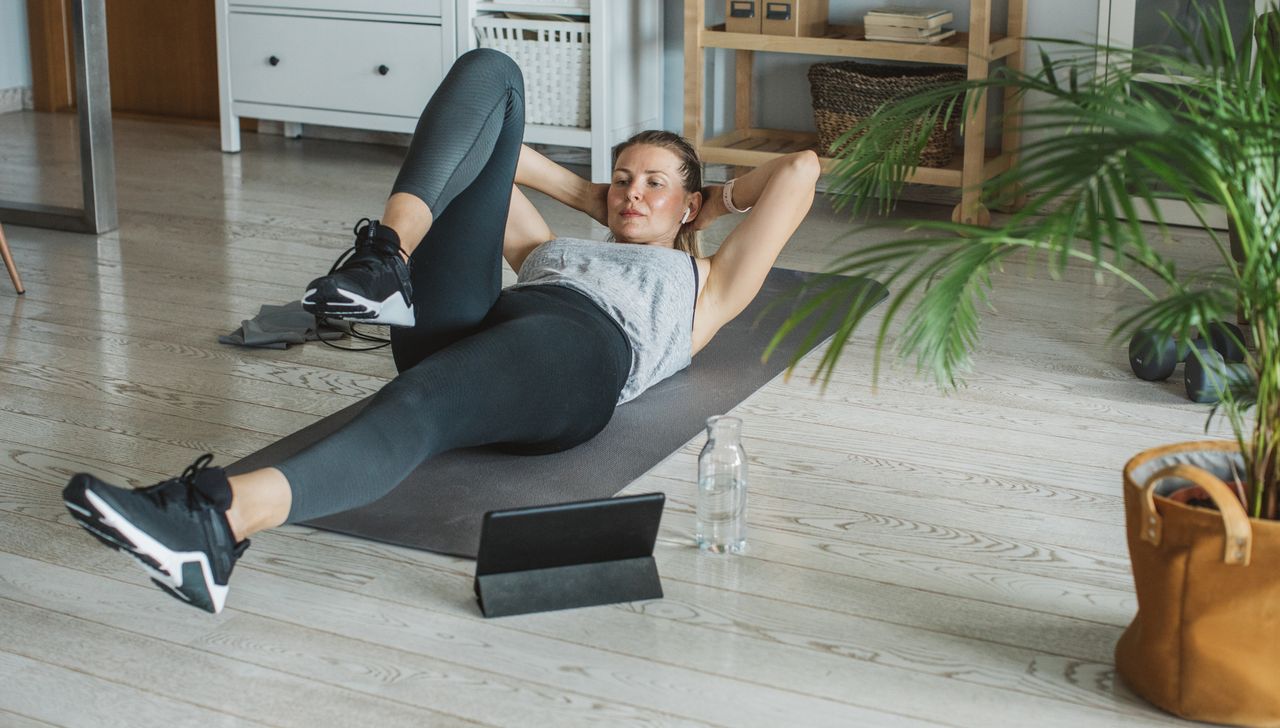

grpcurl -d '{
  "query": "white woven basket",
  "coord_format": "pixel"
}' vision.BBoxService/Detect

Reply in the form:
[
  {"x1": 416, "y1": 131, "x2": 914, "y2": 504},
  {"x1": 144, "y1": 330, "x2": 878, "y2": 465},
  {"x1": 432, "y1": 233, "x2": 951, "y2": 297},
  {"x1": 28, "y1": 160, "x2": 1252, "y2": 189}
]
[
  {"x1": 490, "y1": 0, "x2": 586, "y2": 5},
  {"x1": 474, "y1": 16, "x2": 591, "y2": 128}
]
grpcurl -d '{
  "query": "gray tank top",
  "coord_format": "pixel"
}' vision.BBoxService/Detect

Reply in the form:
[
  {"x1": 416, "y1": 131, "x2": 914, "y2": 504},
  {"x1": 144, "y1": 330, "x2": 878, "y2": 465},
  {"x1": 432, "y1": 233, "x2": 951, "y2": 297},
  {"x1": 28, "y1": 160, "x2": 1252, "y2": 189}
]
[{"x1": 510, "y1": 237, "x2": 696, "y2": 404}]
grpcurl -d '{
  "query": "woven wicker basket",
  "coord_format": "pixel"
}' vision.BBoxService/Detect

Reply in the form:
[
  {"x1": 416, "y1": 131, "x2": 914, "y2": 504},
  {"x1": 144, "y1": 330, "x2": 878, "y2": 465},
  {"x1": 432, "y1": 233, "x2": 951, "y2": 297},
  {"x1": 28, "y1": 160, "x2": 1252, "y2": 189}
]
[
  {"x1": 474, "y1": 16, "x2": 591, "y2": 128},
  {"x1": 808, "y1": 61, "x2": 965, "y2": 167}
]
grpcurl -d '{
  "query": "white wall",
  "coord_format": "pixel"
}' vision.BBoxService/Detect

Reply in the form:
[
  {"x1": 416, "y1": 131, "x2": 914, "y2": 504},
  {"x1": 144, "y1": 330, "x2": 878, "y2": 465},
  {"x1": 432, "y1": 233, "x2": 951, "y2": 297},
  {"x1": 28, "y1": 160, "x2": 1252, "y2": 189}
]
[
  {"x1": 663, "y1": 0, "x2": 684, "y2": 130},
  {"x1": 0, "y1": 0, "x2": 33, "y2": 89},
  {"x1": 661, "y1": 0, "x2": 1100, "y2": 135}
]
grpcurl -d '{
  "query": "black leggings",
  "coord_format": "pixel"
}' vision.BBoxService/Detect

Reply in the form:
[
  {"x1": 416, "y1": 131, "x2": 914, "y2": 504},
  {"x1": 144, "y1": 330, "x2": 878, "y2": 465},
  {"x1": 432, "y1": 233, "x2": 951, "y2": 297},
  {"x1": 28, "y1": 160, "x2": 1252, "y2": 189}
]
[{"x1": 277, "y1": 49, "x2": 631, "y2": 523}]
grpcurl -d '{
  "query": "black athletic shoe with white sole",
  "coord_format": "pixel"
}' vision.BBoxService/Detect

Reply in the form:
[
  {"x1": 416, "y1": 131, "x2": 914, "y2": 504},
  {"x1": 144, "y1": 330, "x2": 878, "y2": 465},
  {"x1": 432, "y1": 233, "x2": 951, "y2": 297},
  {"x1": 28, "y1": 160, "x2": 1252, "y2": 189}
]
[
  {"x1": 62, "y1": 454, "x2": 249, "y2": 614},
  {"x1": 302, "y1": 218, "x2": 415, "y2": 327}
]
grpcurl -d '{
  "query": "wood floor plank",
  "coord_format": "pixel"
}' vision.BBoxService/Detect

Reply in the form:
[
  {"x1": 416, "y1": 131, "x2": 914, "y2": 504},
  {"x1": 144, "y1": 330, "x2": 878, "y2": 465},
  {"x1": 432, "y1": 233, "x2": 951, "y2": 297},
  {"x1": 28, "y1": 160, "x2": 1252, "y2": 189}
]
[
  {"x1": 0, "y1": 537, "x2": 936, "y2": 728},
  {"x1": 0, "y1": 410, "x2": 230, "y2": 482},
  {"x1": 218, "y1": 541, "x2": 1161, "y2": 726},
  {"x1": 0, "y1": 709, "x2": 61, "y2": 728},
  {"x1": 12, "y1": 501, "x2": 1152, "y2": 721},
  {"x1": 0, "y1": 651, "x2": 266, "y2": 728},
  {"x1": 4, "y1": 211, "x2": 366, "y2": 287},
  {"x1": 194, "y1": 613, "x2": 714, "y2": 728},
  {"x1": 1, "y1": 597, "x2": 485, "y2": 728},
  {"x1": 656, "y1": 477, "x2": 1135, "y2": 592},
  {"x1": 647, "y1": 430, "x2": 1130, "y2": 527},
  {"x1": 1, "y1": 548, "x2": 712, "y2": 728},
  {"x1": 0, "y1": 384, "x2": 276, "y2": 461},
  {"x1": 7, "y1": 478, "x2": 1132, "y2": 660},
  {"x1": 745, "y1": 381, "x2": 1230, "y2": 466},
  {"x1": 0, "y1": 441, "x2": 169, "y2": 492},
  {"x1": 0, "y1": 310, "x2": 391, "y2": 398},
  {"x1": 0, "y1": 289, "x2": 396, "y2": 379},
  {"x1": 0, "y1": 336, "x2": 362, "y2": 419},
  {"x1": 0, "y1": 358, "x2": 321, "y2": 439}
]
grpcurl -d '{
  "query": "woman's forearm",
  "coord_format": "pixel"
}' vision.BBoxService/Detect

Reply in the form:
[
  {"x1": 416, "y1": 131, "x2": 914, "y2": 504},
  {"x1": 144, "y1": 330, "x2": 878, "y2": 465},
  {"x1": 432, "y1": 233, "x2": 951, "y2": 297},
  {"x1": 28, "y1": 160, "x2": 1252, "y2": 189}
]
[
  {"x1": 515, "y1": 144, "x2": 601, "y2": 216},
  {"x1": 725, "y1": 151, "x2": 817, "y2": 211},
  {"x1": 692, "y1": 151, "x2": 819, "y2": 232}
]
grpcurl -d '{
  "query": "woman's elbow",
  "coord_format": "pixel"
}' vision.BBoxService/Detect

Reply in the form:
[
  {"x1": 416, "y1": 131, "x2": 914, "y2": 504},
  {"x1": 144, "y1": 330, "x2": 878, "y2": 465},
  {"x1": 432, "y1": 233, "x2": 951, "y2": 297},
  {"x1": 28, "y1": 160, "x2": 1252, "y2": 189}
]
[{"x1": 788, "y1": 150, "x2": 822, "y2": 187}]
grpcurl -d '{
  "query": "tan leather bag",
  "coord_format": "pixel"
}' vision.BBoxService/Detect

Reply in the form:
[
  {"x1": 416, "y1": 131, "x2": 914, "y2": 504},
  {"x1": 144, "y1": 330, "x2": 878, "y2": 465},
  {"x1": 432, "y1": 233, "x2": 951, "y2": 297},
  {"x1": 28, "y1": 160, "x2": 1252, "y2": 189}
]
[{"x1": 1117, "y1": 441, "x2": 1280, "y2": 726}]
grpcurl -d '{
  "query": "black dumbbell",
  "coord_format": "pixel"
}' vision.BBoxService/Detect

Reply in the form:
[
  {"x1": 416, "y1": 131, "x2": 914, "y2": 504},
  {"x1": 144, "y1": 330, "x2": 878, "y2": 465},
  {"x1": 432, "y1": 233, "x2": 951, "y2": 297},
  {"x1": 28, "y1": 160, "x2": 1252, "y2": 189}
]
[
  {"x1": 1185, "y1": 348, "x2": 1253, "y2": 403},
  {"x1": 1180, "y1": 321, "x2": 1250, "y2": 404},
  {"x1": 1206, "y1": 321, "x2": 1246, "y2": 364},
  {"x1": 1128, "y1": 330, "x2": 1211, "y2": 381}
]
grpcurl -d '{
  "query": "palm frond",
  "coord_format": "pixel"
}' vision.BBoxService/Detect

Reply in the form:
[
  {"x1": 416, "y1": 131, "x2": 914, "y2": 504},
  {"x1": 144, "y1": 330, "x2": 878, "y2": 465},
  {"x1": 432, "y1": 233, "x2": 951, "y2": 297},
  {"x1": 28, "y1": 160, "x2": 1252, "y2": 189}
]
[{"x1": 897, "y1": 242, "x2": 1008, "y2": 388}]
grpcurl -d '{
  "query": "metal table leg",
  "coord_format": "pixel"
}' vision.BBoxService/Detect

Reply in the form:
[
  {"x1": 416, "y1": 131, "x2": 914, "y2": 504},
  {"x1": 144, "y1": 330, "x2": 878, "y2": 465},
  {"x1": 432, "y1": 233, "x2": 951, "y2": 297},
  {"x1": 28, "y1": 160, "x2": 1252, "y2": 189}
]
[{"x1": 0, "y1": 0, "x2": 117, "y2": 234}]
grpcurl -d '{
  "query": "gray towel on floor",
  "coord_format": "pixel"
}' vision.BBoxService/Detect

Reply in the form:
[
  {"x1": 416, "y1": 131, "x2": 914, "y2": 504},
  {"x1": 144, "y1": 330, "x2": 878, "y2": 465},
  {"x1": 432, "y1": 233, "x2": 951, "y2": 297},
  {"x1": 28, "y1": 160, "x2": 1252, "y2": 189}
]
[{"x1": 219, "y1": 301, "x2": 351, "y2": 349}]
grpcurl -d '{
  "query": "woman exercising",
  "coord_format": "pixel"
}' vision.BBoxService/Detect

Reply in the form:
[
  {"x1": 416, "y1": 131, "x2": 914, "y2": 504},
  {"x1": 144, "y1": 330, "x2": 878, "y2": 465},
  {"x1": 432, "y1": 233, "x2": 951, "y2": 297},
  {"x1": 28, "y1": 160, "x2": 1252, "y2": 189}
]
[{"x1": 62, "y1": 49, "x2": 820, "y2": 613}]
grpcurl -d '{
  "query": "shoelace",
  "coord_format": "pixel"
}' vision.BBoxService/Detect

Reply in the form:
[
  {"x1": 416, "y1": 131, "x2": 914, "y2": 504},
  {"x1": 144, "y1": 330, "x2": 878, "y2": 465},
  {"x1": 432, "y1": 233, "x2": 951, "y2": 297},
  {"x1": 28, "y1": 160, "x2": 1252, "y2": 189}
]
[
  {"x1": 317, "y1": 218, "x2": 411, "y2": 352},
  {"x1": 326, "y1": 218, "x2": 411, "y2": 275},
  {"x1": 142, "y1": 453, "x2": 218, "y2": 510}
]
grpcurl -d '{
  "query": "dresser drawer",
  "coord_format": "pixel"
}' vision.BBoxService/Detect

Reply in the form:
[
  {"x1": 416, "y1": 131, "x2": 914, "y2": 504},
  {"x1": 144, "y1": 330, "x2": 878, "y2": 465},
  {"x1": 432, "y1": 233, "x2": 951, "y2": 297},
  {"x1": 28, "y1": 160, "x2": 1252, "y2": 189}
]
[
  {"x1": 228, "y1": 12, "x2": 444, "y2": 118},
  {"x1": 229, "y1": 0, "x2": 443, "y2": 19}
]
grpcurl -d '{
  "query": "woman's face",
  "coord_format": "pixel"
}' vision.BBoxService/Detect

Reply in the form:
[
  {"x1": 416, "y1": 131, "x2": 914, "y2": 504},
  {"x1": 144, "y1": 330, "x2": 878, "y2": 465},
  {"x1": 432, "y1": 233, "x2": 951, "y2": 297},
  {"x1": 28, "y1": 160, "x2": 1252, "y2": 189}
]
[{"x1": 607, "y1": 144, "x2": 692, "y2": 247}]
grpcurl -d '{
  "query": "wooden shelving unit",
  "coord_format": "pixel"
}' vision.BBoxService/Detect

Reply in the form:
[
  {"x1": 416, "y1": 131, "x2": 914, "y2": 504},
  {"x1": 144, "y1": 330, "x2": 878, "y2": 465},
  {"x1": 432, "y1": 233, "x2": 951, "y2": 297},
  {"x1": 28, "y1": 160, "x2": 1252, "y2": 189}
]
[{"x1": 683, "y1": 0, "x2": 1029, "y2": 224}]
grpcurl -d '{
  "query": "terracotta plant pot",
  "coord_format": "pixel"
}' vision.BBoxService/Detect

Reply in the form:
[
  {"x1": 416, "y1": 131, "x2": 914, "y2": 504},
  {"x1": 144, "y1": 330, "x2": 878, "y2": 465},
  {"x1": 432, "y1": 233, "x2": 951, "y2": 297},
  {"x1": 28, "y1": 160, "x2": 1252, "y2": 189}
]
[{"x1": 1117, "y1": 440, "x2": 1280, "y2": 726}]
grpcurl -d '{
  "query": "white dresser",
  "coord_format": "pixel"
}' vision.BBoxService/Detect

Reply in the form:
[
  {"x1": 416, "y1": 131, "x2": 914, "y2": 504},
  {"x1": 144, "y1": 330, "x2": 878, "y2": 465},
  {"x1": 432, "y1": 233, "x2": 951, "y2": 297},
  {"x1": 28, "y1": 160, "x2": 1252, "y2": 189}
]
[
  {"x1": 214, "y1": 0, "x2": 456, "y2": 153},
  {"x1": 215, "y1": 0, "x2": 662, "y2": 182}
]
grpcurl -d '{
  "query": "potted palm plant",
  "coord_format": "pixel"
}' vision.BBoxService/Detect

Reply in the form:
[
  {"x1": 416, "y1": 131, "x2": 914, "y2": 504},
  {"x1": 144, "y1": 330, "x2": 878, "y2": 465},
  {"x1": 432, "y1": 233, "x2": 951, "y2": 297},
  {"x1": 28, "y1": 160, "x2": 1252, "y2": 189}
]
[{"x1": 771, "y1": 2, "x2": 1280, "y2": 724}]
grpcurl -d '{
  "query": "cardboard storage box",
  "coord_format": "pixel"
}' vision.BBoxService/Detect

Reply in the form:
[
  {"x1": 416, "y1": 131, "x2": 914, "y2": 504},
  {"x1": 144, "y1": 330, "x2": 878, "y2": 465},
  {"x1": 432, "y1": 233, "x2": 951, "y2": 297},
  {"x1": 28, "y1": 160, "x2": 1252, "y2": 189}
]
[
  {"x1": 761, "y1": 0, "x2": 828, "y2": 37},
  {"x1": 726, "y1": 0, "x2": 761, "y2": 34}
]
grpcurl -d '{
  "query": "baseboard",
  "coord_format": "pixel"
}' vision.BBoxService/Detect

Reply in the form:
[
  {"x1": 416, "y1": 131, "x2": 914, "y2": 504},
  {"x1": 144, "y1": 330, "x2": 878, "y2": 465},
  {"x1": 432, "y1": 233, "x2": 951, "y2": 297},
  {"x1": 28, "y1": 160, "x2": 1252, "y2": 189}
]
[
  {"x1": 256, "y1": 120, "x2": 413, "y2": 148},
  {"x1": 252, "y1": 119, "x2": 596, "y2": 176},
  {"x1": 0, "y1": 87, "x2": 33, "y2": 114}
]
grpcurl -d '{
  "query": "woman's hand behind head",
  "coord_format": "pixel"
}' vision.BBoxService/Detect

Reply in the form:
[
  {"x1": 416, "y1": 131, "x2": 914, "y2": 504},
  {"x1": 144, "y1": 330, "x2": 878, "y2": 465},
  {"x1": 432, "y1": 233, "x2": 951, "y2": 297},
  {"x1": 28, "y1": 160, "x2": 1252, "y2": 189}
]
[{"x1": 689, "y1": 184, "x2": 728, "y2": 232}]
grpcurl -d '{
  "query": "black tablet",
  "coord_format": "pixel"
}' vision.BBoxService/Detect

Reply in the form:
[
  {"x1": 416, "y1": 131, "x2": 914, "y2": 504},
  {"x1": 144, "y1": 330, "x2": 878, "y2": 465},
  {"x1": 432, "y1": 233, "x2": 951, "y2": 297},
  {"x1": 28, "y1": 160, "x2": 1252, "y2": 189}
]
[
  {"x1": 473, "y1": 492, "x2": 666, "y2": 617},
  {"x1": 476, "y1": 492, "x2": 665, "y2": 575}
]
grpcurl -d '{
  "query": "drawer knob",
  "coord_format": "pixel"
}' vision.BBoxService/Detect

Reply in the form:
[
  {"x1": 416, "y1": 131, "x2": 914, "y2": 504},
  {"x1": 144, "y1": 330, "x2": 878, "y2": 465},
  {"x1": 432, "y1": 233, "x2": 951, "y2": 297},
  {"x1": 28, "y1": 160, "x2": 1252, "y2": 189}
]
[
  {"x1": 377, "y1": 64, "x2": 390, "y2": 76},
  {"x1": 268, "y1": 55, "x2": 280, "y2": 66}
]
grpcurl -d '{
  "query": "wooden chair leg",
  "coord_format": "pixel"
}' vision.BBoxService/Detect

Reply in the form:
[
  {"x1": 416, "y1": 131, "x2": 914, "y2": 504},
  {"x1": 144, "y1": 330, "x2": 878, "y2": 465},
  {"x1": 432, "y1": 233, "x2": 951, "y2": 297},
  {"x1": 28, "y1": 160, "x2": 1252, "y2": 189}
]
[{"x1": 0, "y1": 223, "x2": 25, "y2": 295}]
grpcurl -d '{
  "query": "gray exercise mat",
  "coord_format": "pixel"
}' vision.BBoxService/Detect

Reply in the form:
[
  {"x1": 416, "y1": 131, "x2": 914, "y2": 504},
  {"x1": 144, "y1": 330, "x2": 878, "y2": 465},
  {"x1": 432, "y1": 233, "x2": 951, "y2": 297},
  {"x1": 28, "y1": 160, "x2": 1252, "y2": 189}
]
[{"x1": 229, "y1": 269, "x2": 886, "y2": 557}]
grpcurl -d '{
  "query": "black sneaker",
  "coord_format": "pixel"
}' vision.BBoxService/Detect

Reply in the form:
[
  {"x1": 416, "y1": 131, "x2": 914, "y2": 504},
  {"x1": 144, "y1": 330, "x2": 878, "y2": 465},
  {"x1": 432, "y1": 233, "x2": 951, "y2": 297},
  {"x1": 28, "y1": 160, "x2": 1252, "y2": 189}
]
[
  {"x1": 302, "y1": 218, "x2": 415, "y2": 327},
  {"x1": 62, "y1": 454, "x2": 249, "y2": 614}
]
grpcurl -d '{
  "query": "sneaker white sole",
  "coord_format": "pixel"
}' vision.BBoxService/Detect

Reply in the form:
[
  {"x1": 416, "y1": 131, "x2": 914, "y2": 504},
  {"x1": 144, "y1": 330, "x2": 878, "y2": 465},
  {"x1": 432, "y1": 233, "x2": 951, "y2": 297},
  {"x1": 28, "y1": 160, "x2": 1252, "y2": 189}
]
[
  {"x1": 302, "y1": 286, "x2": 415, "y2": 327},
  {"x1": 83, "y1": 490, "x2": 229, "y2": 614}
]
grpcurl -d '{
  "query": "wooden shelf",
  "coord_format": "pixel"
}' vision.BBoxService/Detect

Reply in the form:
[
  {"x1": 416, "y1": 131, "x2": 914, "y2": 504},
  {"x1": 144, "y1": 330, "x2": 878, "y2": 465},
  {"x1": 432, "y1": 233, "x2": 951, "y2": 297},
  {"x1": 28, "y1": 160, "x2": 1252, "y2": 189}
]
[
  {"x1": 684, "y1": 0, "x2": 1028, "y2": 225},
  {"x1": 701, "y1": 129, "x2": 1014, "y2": 189},
  {"x1": 700, "y1": 24, "x2": 1020, "y2": 66}
]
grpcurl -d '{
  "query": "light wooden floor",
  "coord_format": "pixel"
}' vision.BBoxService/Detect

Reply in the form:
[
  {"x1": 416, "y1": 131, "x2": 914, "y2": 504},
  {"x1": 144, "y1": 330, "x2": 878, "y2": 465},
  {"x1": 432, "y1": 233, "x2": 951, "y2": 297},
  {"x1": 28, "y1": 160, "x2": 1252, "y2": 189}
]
[{"x1": 0, "y1": 111, "x2": 1230, "y2": 727}]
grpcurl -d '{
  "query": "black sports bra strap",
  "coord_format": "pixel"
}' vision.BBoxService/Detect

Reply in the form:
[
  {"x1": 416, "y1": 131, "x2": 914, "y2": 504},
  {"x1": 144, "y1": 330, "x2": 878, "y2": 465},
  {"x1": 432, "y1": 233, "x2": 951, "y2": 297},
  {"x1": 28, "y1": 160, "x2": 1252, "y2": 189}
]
[{"x1": 688, "y1": 255, "x2": 699, "y2": 327}]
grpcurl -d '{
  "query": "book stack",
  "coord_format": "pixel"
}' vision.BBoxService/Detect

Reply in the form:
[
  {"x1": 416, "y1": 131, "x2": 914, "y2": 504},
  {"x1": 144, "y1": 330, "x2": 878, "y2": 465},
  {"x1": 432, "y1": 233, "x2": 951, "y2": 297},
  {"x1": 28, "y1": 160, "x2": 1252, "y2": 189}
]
[{"x1": 863, "y1": 6, "x2": 956, "y2": 44}]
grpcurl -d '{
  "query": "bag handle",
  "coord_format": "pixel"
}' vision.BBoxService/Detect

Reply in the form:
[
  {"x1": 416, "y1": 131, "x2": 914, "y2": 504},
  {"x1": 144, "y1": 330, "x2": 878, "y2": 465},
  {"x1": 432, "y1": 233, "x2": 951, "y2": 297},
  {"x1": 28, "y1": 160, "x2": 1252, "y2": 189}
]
[{"x1": 1142, "y1": 464, "x2": 1253, "y2": 566}]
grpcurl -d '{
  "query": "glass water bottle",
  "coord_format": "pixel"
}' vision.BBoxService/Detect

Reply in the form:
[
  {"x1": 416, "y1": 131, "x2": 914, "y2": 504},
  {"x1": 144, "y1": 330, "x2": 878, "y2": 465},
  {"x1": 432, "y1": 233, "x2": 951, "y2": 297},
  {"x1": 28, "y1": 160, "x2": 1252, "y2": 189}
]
[{"x1": 696, "y1": 415, "x2": 747, "y2": 554}]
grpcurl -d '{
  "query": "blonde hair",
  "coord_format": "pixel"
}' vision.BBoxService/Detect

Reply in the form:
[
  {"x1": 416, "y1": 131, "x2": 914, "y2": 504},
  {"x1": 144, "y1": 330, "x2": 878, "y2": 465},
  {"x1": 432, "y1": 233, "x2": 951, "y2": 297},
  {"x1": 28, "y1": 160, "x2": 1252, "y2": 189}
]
[{"x1": 611, "y1": 130, "x2": 703, "y2": 257}]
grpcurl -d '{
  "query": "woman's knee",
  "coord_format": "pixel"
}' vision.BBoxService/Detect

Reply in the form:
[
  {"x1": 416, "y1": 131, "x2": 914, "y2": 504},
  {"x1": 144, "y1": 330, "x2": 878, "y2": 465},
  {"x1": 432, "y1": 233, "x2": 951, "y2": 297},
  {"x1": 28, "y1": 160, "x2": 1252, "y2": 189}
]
[
  {"x1": 374, "y1": 368, "x2": 437, "y2": 413},
  {"x1": 454, "y1": 48, "x2": 523, "y2": 91}
]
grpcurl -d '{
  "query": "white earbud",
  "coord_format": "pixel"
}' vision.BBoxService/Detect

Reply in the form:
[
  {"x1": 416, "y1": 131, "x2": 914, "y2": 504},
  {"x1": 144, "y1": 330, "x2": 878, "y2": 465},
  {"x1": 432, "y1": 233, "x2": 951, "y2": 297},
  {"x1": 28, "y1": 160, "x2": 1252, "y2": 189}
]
[{"x1": 680, "y1": 208, "x2": 691, "y2": 225}]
